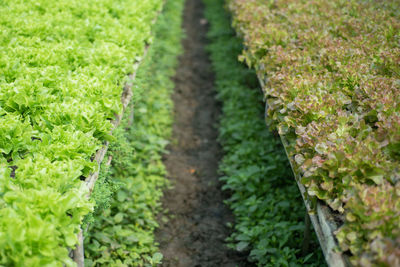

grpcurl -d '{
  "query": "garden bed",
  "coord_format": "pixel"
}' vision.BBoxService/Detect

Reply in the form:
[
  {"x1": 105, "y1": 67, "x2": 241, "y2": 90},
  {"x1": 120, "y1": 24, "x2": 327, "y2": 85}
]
[
  {"x1": 71, "y1": 50, "x2": 147, "y2": 265},
  {"x1": 257, "y1": 74, "x2": 348, "y2": 266},
  {"x1": 0, "y1": 0, "x2": 163, "y2": 265},
  {"x1": 227, "y1": 0, "x2": 400, "y2": 265}
]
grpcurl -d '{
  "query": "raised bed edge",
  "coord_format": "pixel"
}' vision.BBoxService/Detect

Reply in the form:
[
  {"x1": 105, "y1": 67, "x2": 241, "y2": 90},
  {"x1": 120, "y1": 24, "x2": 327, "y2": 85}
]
[
  {"x1": 257, "y1": 73, "x2": 350, "y2": 267},
  {"x1": 70, "y1": 46, "x2": 150, "y2": 266}
]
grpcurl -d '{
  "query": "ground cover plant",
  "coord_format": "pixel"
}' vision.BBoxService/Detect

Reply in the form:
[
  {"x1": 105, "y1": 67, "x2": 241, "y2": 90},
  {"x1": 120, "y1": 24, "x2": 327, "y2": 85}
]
[
  {"x1": 226, "y1": 0, "x2": 400, "y2": 265},
  {"x1": 83, "y1": 0, "x2": 184, "y2": 265},
  {"x1": 0, "y1": 0, "x2": 163, "y2": 265},
  {"x1": 203, "y1": 0, "x2": 325, "y2": 265}
]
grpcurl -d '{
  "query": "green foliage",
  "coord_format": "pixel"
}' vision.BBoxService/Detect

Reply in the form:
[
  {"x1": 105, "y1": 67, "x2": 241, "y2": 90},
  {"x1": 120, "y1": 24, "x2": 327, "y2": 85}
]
[
  {"x1": 82, "y1": 156, "x2": 121, "y2": 231},
  {"x1": 0, "y1": 0, "x2": 163, "y2": 265},
  {"x1": 203, "y1": 0, "x2": 325, "y2": 266},
  {"x1": 227, "y1": 0, "x2": 400, "y2": 264},
  {"x1": 84, "y1": 0, "x2": 184, "y2": 265}
]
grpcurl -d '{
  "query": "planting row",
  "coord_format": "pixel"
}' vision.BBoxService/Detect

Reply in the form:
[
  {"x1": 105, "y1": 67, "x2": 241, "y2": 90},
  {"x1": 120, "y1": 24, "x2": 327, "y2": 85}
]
[
  {"x1": 0, "y1": 0, "x2": 163, "y2": 265},
  {"x1": 204, "y1": 0, "x2": 325, "y2": 265},
  {"x1": 84, "y1": 0, "x2": 184, "y2": 265},
  {"x1": 227, "y1": 0, "x2": 400, "y2": 265}
]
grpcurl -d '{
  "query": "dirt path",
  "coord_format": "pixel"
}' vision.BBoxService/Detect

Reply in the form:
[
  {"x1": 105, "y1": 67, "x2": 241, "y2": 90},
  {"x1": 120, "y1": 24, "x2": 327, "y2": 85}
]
[{"x1": 155, "y1": 0, "x2": 249, "y2": 266}]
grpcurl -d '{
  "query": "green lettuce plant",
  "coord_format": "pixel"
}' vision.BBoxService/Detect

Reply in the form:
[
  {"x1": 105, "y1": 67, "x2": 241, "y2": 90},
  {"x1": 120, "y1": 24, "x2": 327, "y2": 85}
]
[{"x1": 0, "y1": 0, "x2": 163, "y2": 265}]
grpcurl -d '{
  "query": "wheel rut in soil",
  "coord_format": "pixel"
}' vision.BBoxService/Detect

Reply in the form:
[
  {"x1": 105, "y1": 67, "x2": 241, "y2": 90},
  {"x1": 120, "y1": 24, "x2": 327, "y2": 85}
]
[{"x1": 155, "y1": 0, "x2": 250, "y2": 266}]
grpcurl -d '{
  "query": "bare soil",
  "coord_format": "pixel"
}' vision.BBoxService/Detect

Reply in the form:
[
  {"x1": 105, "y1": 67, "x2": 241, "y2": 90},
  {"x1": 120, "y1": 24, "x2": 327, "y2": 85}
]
[{"x1": 155, "y1": 0, "x2": 251, "y2": 266}]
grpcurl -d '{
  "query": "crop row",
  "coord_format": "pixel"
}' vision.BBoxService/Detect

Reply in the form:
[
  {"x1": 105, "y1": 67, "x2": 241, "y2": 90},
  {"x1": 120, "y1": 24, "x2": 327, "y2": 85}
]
[
  {"x1": 203, "y1": 0, "x2": 326, "y2": 265},
  {"x1": 84, "y1": 0, "x2": 184, "y2": 265},
  {"x1": 0, "y1": 0, "x2": 163, "y2": 265},
  {"x1": 226, "y1": 0, "x2": 400, "y2": 265}
]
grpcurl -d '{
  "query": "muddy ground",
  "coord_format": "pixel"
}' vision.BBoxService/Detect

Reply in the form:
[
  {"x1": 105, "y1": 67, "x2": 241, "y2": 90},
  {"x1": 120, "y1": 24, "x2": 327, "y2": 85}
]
[{"x1": 155, "y1": 0, "x2": 251, "y2": 266}]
